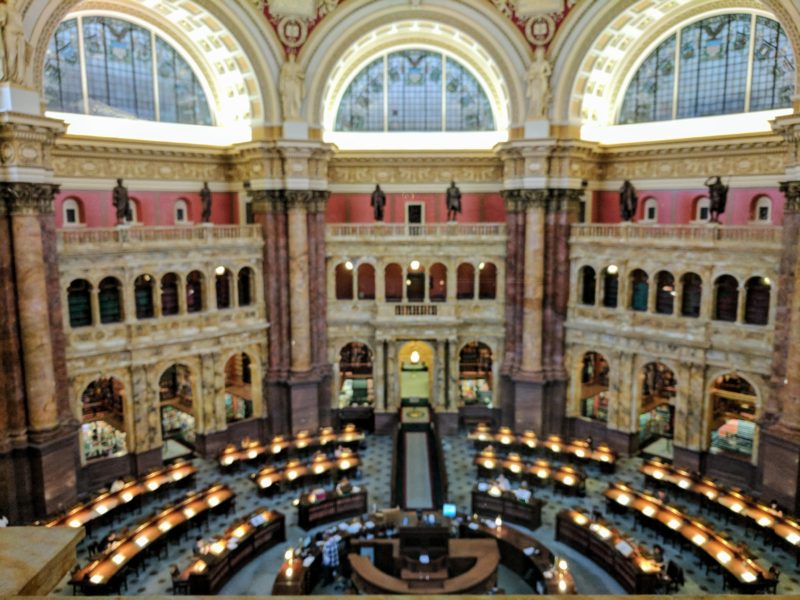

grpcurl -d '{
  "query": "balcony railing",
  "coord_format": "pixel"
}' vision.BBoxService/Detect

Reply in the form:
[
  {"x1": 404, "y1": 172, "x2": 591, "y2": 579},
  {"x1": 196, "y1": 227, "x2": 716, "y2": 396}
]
[
  {"x1": 571, "y1": 224, "x2": 782, "y2": 246},
  {"x1": 58, "y1": 225, "x2": 262, "y2": 250},
  {"x1": 327, "y1": 223, "x2": 506, "y2": 239}
]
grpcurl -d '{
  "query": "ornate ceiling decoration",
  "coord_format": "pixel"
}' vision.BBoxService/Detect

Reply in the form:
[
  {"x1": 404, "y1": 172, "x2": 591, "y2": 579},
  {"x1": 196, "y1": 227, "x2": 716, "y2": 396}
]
[{"x1": 489, "y1": 0, "x2": 577, "y2": 47}]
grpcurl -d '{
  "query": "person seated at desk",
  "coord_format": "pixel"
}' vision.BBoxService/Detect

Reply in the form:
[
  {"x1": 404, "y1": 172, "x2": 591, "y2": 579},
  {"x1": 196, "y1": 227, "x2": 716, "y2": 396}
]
[
  {"x1": 102, "y1": 531, "x2": 118, "y2": 551},
  {"x1": 109, "y1": 478, "x2": 125, "y2": 493},
  {"x1": 0, "y1": 514, "x2": 8, "y2": 527},
  {"x1": 322, "y1": 534, "x2": 341, "y2": 584},
  {"x1": 194, "y1": 536, "x2": 207, "y2": 555},
  {"x1": 770, "y1": 499, "x2": 784, "y2": 517},
  {"x1": 496, "y1": 473, "x2": 511, "y2": 491},
  {"x1": 334, "y1": 445, "x2": 345, "y2": 458},
  {"x1": 335, "y1": 478, "x2": 353, "y2": 495},
  {"x1": 652, "y1": 544, "x2": 666, "y2": 570}
]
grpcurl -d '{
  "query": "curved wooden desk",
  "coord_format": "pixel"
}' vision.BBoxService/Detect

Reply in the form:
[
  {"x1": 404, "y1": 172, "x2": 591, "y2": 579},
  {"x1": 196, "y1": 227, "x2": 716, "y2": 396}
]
[{"x1": 349, "y1": 539, "x2": 499, "y2": 594}]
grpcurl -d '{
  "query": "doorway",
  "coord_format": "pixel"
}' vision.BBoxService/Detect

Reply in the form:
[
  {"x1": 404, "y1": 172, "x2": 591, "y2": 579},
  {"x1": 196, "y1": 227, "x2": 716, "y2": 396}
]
[{"x1": 398, "y1": 341, "x2": 434, "y2": 405}]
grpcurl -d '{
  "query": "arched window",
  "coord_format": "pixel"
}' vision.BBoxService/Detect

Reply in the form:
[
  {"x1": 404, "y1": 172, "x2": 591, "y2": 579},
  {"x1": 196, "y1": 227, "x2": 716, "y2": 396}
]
[
  {"x1": 238, "y1": 267, "x2": 254, "y2": 306},
  {"x1": 67, "y1": 279, "x2": 92, "y2": 327},
  {"x1": 709, "y1": 373, "x2": 758, "y2": 460},
  {"x1": 744, "y1": 276, "x2": 771, "y2": 325},
  {"x1": 429, "y1": 263, "x2": 447, "y2": 302},
  {"x1": 641, "y1": 198, "x2": 658, "y2": 223},
  {"x1": 174, "y1": 199, "x2": 190, "y2": 224},
  {"x1": 98, "y1": 277, "x2": 122, "y2": 323},
  {"x1": 579, "y1": 266, "x2": 596, "y2": 305},
  {"x1": 681, "y1": 272, "x2": 702, "y2": 317},
  {"x1": 406, "y1": 262, "x2": 425, "y2": 302},
  {"x1": 630, "y1": 269, "x2": 649, "y2": 311},
  {"x1": 714, "y1": 275, "x2": 739, "y2": 322},
  {"x1": 580, "y1": 351, "x2": 609, "y2": 422},
  {"x1": 385, "y1": 263, "x2": 403, "y2": 302},
  {"x1": 159, "y1": 364, "x2": 196, "y2": 446},
  {"x1": 478, "y1": 262, "x2": 497, "y2": 299},
  {"x1": 160, "y1": 273, "x2": 179, "y2": 316},
  {"x1": 215, "y1": 267, "x2": 232, "y2": 309},
  {"x1": 44, "y1": 16, "x2": 213, "y2": 125},
  {"x1": 602, "y1": 266, "x2": 619, "y2": 308},
  {"x1": 186, "y1": 270, "x2": 203, "y2": 313},
  {"x1": 459, "y1": 342, "x2": 493, "y2": 407},
  {"x1": 335, "y1": 50, "x2": 495, "y2": 132},
  {"x1": 62, "y1": 197, "x2": 83, "y2": 226},
  {"x1": 335, "y1": 263, "x2": 354, "y2": 300},
  {"x1": 639, "y1": 362, "x2": 677, "y2": 446},
  {"x1": 134, "y1": 274, "x2": 155, "y2": 319},
  {"x1": 752, "y1": 195, "x2": 772, "y2": 223},
  {"x1": 693, "y1": 197, "x2": 711, "y2": 223},
  {"x1": 357, "y1": 264, "x2": 376, "y2": 300},
  {"x1": 457, "y1": 263, "x2": 475, "y2": 300},
  {"x1": 225, "y1": 353, "x2": 253, "y2": 422},
  {"x1": 655, "y1": 271, "x2": 675, "y2": 315},
  {"x1": 619, "y1": 14, "x2": 794, "y2": 124},
  {"x1": 80, "y1": 377, "x2": 128, "y2": 461},
  {"x1": 128, "y1": 198, "x2": 140, "y2": 224},
  {"x1": 338, "y1": 342, "x2": 374, "y2": 407}
]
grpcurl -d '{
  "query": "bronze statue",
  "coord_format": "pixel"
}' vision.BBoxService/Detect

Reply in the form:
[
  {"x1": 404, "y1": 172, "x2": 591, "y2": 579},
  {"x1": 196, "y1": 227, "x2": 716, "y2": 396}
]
[
  {"x1": 446, "y1": 181, "x2": 462, "y2": 221},
  {"x1": 200, "y1": 181, "x2": 212, "y2": 223},
  {"x1": 619, "y1": 180, "x2": 638, "y2": 222},
  {"x1": 370, "y1": 184, "x2": 386, "y2": 221},
  {"x1": 112, "y1": 178, "x2": 131, "y2": 224},
  {"x1": 705, "y1": 176, "x2": 729, "y2": 222}
]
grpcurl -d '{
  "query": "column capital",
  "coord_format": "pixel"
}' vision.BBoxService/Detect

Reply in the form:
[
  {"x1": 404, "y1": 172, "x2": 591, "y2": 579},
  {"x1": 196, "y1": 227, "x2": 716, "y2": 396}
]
[
  {"x1": 501, "y1": 188, "x2": 548, "y2": 212},
  {"x1": 0, "y1": 182, "x2": 59, "y2": 216},
  {"x1": 284, "y1": 190, "x2": 316, "y2": 210},
  {"x1": 779, "y1": 180, "x2": 800, "y2": 213},
  {"x1": 246, "y1": 188, "x2": 284, "y2": 214}
]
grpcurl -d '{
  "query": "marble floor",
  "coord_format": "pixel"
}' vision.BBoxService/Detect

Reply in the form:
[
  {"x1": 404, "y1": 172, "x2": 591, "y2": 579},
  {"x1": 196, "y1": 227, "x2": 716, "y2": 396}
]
[{"x1": 51, "y1": 432, "x2": 800, "y2": 596}]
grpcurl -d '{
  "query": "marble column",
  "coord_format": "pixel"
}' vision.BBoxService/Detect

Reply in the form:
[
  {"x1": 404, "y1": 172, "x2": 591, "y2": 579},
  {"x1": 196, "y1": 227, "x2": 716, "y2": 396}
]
[
  {"x1": 286, "y1": 192, "x2": 313, "y2": 372},
  {"x1": 520, "y1": 191, "x2": 547, "y2": 373},
  {"x1": 374, "y1": 340, "x2": 385, "y2": 412}
]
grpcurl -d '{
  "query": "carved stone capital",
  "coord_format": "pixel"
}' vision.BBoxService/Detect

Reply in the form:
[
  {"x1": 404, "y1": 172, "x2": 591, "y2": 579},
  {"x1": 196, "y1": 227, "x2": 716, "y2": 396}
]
[
  {"x1": 780, "y1": 180, "x2": 800, "y2": 213},
  {"x1": 772, "y1": 114, "x2": 800, "y2": 167},
  {"x1": 520, "y1": 189, "x2": 549, "y2": 210},
  {"x1": 0, "y1": 182, "x2": 59, "y2": 216},
  {"x1": 311, "y1": 190, "x2": 330, "y2": 213},
  {"x1": 284, "y1": 190, "x2": 315, "y2": 210},
  {"x1": 248, "y1": 189, "x2": 285, "y2": 214}
]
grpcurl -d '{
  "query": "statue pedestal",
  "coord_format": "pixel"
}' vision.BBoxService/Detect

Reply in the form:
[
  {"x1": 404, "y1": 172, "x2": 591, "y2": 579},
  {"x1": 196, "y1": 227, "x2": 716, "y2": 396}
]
[
  {"x1": 524, "y1": 120, "x2": 550, "y2": 139},
  {"x1": 0, "y1": 83, "x2": 41, "y2": 116},
  {"x1": 282, "y1": 121, "x2": 309, "y2": 140}
]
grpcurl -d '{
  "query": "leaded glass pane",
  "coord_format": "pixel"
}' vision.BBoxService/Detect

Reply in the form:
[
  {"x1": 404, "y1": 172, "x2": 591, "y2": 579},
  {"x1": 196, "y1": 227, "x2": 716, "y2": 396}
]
[
  {"x1": 750, "y1": 16, "x2": 795, "y2": 111},
  {"x1": 44, "y1": 19, "x2": 83, "y2": 113},
  {"x1": 335, "y1": 57, "x2": 384, "y2": 131},
  {"x1": 445, "y1": 58, "x2": 494, "y2": 131},
  {"x1": 618, "y1": 34, "x2": 675, "y2": 124},
  {"x1": 156, "y1": 38, "x2": 213, "y2": 126},
  {"x1": 387, "y1": 50, "x2": 442, "y2": 131}
]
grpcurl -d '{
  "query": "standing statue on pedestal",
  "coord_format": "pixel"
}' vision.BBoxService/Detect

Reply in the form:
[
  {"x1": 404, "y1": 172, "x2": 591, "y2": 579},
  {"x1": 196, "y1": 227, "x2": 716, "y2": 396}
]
[
  {"x1": 705, "y1": 175, "x2": 729, "y2": 223},
  {"x1": 370, "y1": 184, "x2": 386, "y2": 221},
  {"x1": 279, "y1": 54, "x2": 305, "y2": 121},
  {"x1": 200, "y1": 181, "x2": 212, "y2": 223},
  {"x1": 0, "y1": 0, "x2": 31, "y2": 87},
  {"x1": 112, "y1": 178, "x2": 131, "y2": 225},
  {"x1": 619, "y1": 180, "x2": 638, "y2": 222},
  {"x1": 525, "y1": 46, "x2": 552, "y2": 120},
  {"x1": 446, "y1": 181, "x2": 462, "y2": 221}
]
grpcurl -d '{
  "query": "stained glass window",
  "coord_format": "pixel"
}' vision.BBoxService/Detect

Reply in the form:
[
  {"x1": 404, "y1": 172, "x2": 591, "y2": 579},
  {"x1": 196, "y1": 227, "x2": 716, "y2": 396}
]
[
  {"x1": 618, "y1": 13, "x2": 794, "y2": 124},
  {"x1": 335, "y1": 49, "x2": 495, "y2": 132},
  {"x1": 44, "y1": 16, "x2": 212, "y2": 126}
]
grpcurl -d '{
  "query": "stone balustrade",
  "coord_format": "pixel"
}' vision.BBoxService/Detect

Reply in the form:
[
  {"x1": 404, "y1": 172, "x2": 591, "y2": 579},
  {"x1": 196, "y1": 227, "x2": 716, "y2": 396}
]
[
  {"x1": 326, "y1": 222, "x2": 506, "y2": 240},
  {"x1": 571, "y1": 223, "x2": 782, "y2": 247}
]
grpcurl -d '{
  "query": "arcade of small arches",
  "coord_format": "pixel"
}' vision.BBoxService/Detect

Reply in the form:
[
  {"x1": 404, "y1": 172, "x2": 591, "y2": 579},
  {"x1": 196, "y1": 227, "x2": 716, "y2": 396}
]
[
  {"x1": 76, "y1": 351, "x2": 259, "y2": 465},
  {"x1": 573, "y1": 349, "x2": 761, "y2": 463},
  {"x1": 65, "y1": 267, "x2": 258, "y2": 328},
  {"x1": 638, "y1": 195, "x2": 774, "y2": 225},
  {"x1": 576, "y1": 265, "x2": 773, "y2": 326},
  {"x1": 333, "y1": 260, "x2": 499, "y2": 302},
  {"x1": 61, "y1": 196, "x2": 198, "y2": 226}
]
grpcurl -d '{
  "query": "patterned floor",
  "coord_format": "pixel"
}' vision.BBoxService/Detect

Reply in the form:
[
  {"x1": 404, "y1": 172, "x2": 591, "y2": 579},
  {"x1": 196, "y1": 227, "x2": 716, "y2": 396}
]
[{"x1": 51, "y1": 433, "x2": 800, "y2": 596}]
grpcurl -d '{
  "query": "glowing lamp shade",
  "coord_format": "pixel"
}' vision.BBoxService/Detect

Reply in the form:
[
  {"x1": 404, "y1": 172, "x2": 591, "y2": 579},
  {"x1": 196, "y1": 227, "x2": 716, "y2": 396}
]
[
  {"x1": 667, "y1": 518, "x2": 681, "y2": 530},
  {"x1": 222, "y1": 456, "x2": 234, "y2": 466},
  {"x1": 247, "y1": 449, "x2": 258, "y2": 459},
  {"x1": 558, "y1": 579, "x2": 568, "y2": 593},
  {"x1": 652, "y1": 470, "x2": 663, "y2": 480},
  {"x1": 135, "y1": 535, "x2": 149, "y2": 548},
  {"x1": 716, "y1": 550, "x2": 732, "y2": 564},
  {"x1": 563, "y1": 475, "x2": 575, "y2": 486},
  {"x1": 147, "y1": 481, "x2": 159, "y2": 491},
  {"x1": 575, "y1": 449, "x2": 585, "y2": 458},
  {"x1": 68, "y1": 519, "x2": 82, "y2": 528},
  {"x1": 210, "y1": 541, "x2": 225, "y2": 555},
  {"x1": 344, "y1": 260, "x2": 354, "y2": 271},
  {"x1": 410, "y1": 260, "x2": 420, "y2": 271},
  {"x1": 494, "y1": 515, "x2": 502, "y2": 528},
  {"x1": 272, "y1": 444, "x2": 283, "y2": 454},
  {"x1": 558, "y1": 559, "x2": 568, "y2": 571},
  {"x1": 642, "y1": 506, "x2": 656, "y2": 517},
  {"x1": 121, "y1": 492, "x2": 134, "y2": 502},
  {"x1": 340, "y1": 460, "x2": 351, "y2": 470},
  {"x1": 510, "y1": 463, "x2": 521, "y2": 473},
  {"x1": 215, "y1": 265, "x2": 226, "y2": 276},
  {"x1": 158, "y1": 521, "x2": 172, "y2": 532},
  {"x1": 537, "y1": 469, "x2": 548, "y2": 479},
  {"x1": 287, "y1": 470, "x2": 298, "y2": 480},
  {"x1": 741, "y1": 571, "x2": 757, "y2": 583},
  {"x1": 678, "y1": 479, "x2": 691, "y2": 489},
  {"x1": 112, "y1": 553, "x2": 125, "y2": 565},
  {"x1": 286, "y1": 567, "x2": 294, "y2": 578},
  {"x1": 95, "y1": 505, "x2": 108, "y2": 515},
  {"x1": 410, "y1": 350, "x2": 420, "y2": 364},
  {"x1": 260, "y1": 477, "x2": 273, "y2": 488},
  {"x1": 757, "y1": 516, "x2": 772, "y2": 527},
  {"x1": 785, "y1": 532, "x2": 800, "y2": 544},
  {"x1": 616, "y1": 494, "x2": 630, "y2": 506},
  {"x1": 730, "y1": 503, "x2": 743, "y2": 513},
  {"x1": 314, "y1": 465, "x2": 325, "y2": 474},
  {"x1": 606, "y1": 264, "x2": 619, "y2": 275},
  {"x1": 233, "y1": 526, "x2": 247, "y2": 539},
  {"x1": 90, "y1": 575, "x2": 104, "y2": 584},
  {"x1": 692, "y1": 533, "x2": 706, "y2": 546},
  {"x1": 184, "y1": 508, "x2": 196, "y2": 518},
  {"x1": 208, "y1": 496, "x2": 220, "y2": 508},
  {"x1": 173, "y1": 472, "x2": 183, "y2": 481},
  {"x1": 285, "y1": 548, "x2": 293, "y2": 560}
]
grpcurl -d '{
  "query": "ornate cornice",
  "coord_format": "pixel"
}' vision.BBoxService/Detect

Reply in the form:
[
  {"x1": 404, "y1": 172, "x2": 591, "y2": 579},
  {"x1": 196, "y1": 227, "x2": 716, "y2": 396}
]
[
  {"x1": 329, "y1": 152, "x2": 503, "y2": 185},
  {"x1": 0, "y1": 182, "x2": 60, "y2": 216}
]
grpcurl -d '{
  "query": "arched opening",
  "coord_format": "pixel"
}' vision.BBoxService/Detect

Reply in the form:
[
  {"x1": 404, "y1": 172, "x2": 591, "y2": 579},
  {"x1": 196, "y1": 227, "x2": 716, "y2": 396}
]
[
  {"x1": 602, "y1": 266, "x2": 619, "y2": 308},
  {"x1": 630, "y1": 269, "x2": 649, "y2": 311},
  {"x1": 225, "y1": 353, "x2": 253, "y2": 423},
  {"x1": 639, "y1": 362, "x2": 677, "y2": 452},
  {"x1": 478, "y1": 262, "x2": 497, "y2": 299},
  {"x1": 62, "y1": 197, "x2": 83, "y2": 226},
  {"x1": 357, "y1": 264, "x2": 376, "y2": 300},
  {"x1": 335, "y1": 263, "x2": 354, "y2": 300},
  {"x1": 127, "y1": 198, "x2": 140, "y2": 224},
  {"x1": 744, "y1": 276, "x2": 771, "y2": 325},
  {"x1": 98, "y1": 277, "x2": 123, "y2": 324},
  {"x1": 406, "y1": 262, "x2": 425, "y2": 302},
  {"x1": 641, "y1": 198, "x2": 658, "y2": 223},
  {"x1": 338, "y1": 342, "x2": 374, "y2": 407},
  {"x1": 655, "y1": 271, "x2": 675, "y2": 315},
  {"x1": 579, "y1": 266, "x2": 596, "y2": 305},
  {"x1": 186, "y1": 270, "x2": 204, "y2": 313},
  {"x1": 709, "y1": 373, "x2": 758, "y2": 461},
  {"x1": 160, "y1": 273, "x2": 179, "y2": 316},
  {"x1": 238, "y1": 267, "x2": 254, "y2": 306},
  {"x1": 385, "y1": 263, "x2": 403, "y2": 302},
  {"x1": 67, "y1": 279, "x2": 93, "y2": 327},
  {"x1": 580, "y1": 351, "x2": 609, "y2": 422},
  {"x1": 174, "y1": 199, "x2": 190, "y2": 224},
  {"x1": 398, "y1": 341, "x2": 434, "y2": 404},
  {"x1": 159, "y1": 364, "x2": 195, "y2": 453},
  {"x1": 752, "y1": 195, "x2": 772, "y2": 223},
  {"x1": 457, "y1": 263, "x2": 475, "y2": 300},
  {"x1": 681, "y1": 272, "x2": 702, "y2": 318},
  {"x1": 134, "y1": 274, "x2": 155, "y2": 319},
  {"x1": 215, "y1": 267, "x2": 233, "y2": 309},
  {"x1": 693, "y1": 197, "x2": 711, "y2": 223},
  {"x1": 714, "y1": 275, "x2": 739, "y2": 322},
  {"x1": 80, "y1": 377, "x2": 128, "y2": 462},
  {"x1": 429, "y1": 263, "x2": 447, "y2": 302},
  {"x1": 459, "y1": 342, "x2": 493, "y2": 408}
]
